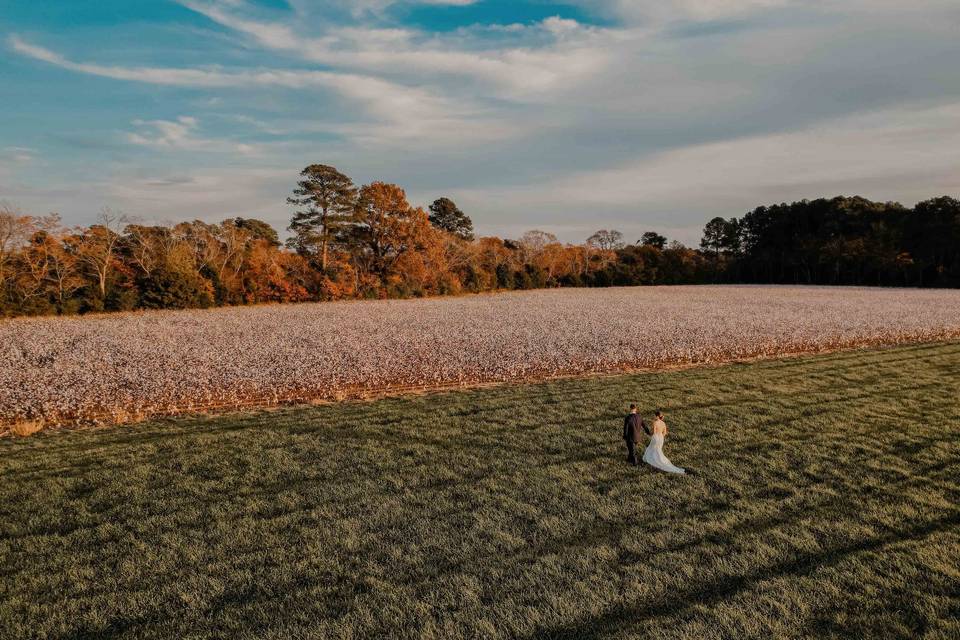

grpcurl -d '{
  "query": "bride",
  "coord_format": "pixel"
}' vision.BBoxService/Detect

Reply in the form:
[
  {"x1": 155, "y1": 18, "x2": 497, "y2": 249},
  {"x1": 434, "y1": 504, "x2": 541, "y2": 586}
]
[{"x1": 643, "y1": 410, "x2": 686, "y2": 474}]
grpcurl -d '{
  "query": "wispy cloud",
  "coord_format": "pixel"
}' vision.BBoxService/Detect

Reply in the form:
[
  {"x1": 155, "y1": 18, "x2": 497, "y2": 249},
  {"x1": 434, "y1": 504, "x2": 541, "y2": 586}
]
[
  {"x1": 8, "y1": 34, "x2": 380, "y2": 91},
  {"x1": 572, "y1": 0, "x2": 797, "y2": 24},
  {"x1": 5, "y1": 0, "x2": 960, "y2": 241},
  {"x1": 177, "y1": 1, "x2": 611, "y2": 95},
  {"x1": 291, "y1": 0, "x2": 479, "y2": 20},
  {"x1": 8, "y1": 35, "x2": 505, "y2": 146},
  {"x1": 126, "y1": 116, "x2": 256, "y2": 155},
  {"x1": 453, "y1": 100, "x2": 960, "y2": 243},
  {"x1": 3, "y1": 146, "x2": 36, "y2": 164},
  {"x1": 0, "y1": 146, "x2": 37, "y2": 182}
]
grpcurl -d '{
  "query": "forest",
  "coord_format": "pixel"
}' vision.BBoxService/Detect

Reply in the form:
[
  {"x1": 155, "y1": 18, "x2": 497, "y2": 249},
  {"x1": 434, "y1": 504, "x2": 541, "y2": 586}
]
[{"x1": 1, "y1": 163, "x2": 958, "y2": 318}]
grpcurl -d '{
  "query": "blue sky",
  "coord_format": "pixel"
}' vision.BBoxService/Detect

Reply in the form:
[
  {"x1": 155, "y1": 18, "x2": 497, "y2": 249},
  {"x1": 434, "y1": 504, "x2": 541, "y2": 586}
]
[{"x1": 3, "y1": 0, "x2": 960, "y2": 244}]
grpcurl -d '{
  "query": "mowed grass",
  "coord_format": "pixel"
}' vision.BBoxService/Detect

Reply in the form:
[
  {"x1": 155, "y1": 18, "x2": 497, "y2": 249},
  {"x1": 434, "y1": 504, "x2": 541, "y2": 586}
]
[{"x1": 2, "y1": 343, "x2": 959, "y2": 640}]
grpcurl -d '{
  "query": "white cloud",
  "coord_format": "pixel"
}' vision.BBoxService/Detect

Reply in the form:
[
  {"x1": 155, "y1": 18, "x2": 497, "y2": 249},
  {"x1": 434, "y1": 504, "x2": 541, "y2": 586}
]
[
  {"x1": 302, "y1": 0, "x2": 479, "y2": 19},
  {"x1": 576, "y1": 0, "x2": 960, "y2": 26},
  {"x1": 8, "y1": 35, "x2": 367, "y2": 90},
  {"x1": 126, "y1": 116, "x2": 257, "y2": 155},
  {"x1": 453, "y1": 101, "x2": 960, "y2": 243},
  {"x1": 177, "y1": 1, "x2": 611, "y2": 95},
  {"x1": 7, "y1": 0, "x2": 960, "y2": 241},
  {"x1": 576, "y1": 0, "x2": 796, "y2": 24},
  {"x1": 9, "y1": 35, "x2": 511, "y2": 146},
  {"x1": 3, "y1": 147, "x2": 36, "y2": 164},
  {"x1": 0, "y1": 147, "x2": 37, "y2": 186}
]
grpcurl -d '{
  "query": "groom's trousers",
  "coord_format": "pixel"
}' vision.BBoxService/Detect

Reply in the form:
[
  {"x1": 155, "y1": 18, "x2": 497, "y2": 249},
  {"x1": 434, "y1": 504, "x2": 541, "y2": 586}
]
[{"x1": 625, "y1": 439, "x2": 638, "y2": 466}]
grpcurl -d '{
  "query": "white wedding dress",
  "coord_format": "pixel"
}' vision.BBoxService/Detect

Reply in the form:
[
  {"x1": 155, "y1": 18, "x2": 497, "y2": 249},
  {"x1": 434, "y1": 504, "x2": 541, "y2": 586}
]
[{"x1": 643, "y1": 421, "x2": 685, "y2": 474}]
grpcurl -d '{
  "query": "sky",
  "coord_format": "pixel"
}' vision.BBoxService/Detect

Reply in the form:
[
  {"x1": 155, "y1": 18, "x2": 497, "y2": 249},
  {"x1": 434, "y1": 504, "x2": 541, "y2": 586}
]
[{"x1": 2, "y1": 0, "x2": 960, "y2": 245}]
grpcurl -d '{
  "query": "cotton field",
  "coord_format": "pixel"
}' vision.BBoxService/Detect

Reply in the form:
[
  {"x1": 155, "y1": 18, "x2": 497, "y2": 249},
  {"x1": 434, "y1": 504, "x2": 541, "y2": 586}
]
[{"x1": 3, "y1": 285, "x2": 960, "y2": 431}]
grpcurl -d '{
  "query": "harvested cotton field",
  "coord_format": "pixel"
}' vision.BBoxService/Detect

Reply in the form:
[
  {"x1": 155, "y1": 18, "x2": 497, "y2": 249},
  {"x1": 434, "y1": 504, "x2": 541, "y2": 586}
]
[{"x1": 3, "y1": 285, "x2": 960, "y2": 431}]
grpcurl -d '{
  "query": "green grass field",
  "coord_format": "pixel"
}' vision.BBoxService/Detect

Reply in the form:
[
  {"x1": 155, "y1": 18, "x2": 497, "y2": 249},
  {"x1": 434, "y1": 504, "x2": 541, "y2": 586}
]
[{"x1": 2, "y1": 342, "x2": 959, "y2": 639}]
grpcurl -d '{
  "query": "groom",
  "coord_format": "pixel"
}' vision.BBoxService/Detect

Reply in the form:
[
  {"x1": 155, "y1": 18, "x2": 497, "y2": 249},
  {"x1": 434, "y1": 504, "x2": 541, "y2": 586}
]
[{"x1": 623, "y1": 404, "x2": 649, "y2": 466}]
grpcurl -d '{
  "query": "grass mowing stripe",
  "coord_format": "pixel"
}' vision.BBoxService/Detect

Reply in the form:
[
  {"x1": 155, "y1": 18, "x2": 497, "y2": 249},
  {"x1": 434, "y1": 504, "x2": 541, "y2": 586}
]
[{"x1": 1, "y1": 342, "x2": 959, "y2": 639}]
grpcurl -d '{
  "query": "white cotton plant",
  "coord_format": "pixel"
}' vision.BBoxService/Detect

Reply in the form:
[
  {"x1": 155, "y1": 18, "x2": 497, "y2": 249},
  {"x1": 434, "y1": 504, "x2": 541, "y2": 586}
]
[{"x1": 1, "y1": 284, "x2": 959, "y2": 432}]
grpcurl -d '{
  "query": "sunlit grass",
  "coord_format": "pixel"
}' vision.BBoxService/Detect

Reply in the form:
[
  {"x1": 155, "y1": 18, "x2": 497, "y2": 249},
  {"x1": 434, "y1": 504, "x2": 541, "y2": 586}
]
[{"x1": 2, "y1": 342, "x2": 959, "y2": 639}]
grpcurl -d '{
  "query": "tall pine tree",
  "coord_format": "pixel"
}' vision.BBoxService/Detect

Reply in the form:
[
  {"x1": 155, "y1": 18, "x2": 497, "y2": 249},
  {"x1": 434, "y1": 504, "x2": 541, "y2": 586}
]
[
  {"x1": 428, "y1": 197, "x2": 474, "y2": 241},
  {"x1": 287, "y1": 164, "x2": 357, "y2": 270}
]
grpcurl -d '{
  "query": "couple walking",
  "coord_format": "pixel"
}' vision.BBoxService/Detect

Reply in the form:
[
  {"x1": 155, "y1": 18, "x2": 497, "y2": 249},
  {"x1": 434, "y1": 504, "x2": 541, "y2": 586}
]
[{"x1": 623, "y1": 405, "x2": 686, "y2": 474}]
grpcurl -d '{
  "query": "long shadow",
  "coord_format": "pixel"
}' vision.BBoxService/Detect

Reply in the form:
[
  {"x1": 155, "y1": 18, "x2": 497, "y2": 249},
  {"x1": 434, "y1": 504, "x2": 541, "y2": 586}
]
[
  {"x1": 386, "y1": 455, "x2": 959, "y2": 603},
  {"x1": 529, "y1": 510, "x2": 960, "y2": 640},
  {"x1": 7, "y1": 428, "x2": 957, "y2": 636},
  {"x1": 5, "y1": 343, "x2": 960, "y2": 640},
  {"x1": 7, "y1": 386, "x2": 955, "y2": 548},
  {"x1": 6, "y1": 390, "x2": 955, "y2": 545}
]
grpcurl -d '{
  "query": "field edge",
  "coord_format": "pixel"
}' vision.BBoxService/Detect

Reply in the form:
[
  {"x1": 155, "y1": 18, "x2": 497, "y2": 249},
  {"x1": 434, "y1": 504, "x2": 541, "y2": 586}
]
[{"x1": 5, "y1": 336, "x2": 959, "y2": 438}]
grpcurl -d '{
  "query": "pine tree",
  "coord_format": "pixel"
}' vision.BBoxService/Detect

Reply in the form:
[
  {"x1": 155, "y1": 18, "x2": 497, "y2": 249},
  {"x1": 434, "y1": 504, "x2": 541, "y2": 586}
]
[
  {"x1": 428, "y1": 197, "x2": 474, "y2": 241},
  {"x1": 287, "y1": 165, "x2": 357, "y2": 270}
]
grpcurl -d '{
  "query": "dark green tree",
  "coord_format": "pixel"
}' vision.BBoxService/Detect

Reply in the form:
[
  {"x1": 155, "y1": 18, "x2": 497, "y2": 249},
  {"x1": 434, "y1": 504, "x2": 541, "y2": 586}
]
[
  {"x1": 138, "y1": 267, "x2": 213, "y2": 310},
  {"x1": 700, "y1": 217, "x2": 740, "y2": 257},
  {"x1": 287, "y1": 165, "x2": 357, "y2": 270},
  {"x1": 428, "y1": 197, "x2": 474, "y2": 240},
  {"x1": 495, "y1": 263, "x2": 514, "y2": 289},
  {"x1": 908, "y1": 196, "x2": 960, "y2": 286},
  {"x1": 701, "y1": 217, "x2": 728, "y2": 258},
  {"x1": 639, "y1": 231, "x2": 667, "y2": 249}
]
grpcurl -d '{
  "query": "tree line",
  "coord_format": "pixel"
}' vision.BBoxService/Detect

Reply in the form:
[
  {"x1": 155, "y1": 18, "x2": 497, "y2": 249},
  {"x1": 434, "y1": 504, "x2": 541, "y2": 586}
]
[
  {"x1": 700, "y1": 196, "x2": 960, "y2": 287},
  {"x1": 1, "y1": 164, "x2": 957, "y2": 318}
]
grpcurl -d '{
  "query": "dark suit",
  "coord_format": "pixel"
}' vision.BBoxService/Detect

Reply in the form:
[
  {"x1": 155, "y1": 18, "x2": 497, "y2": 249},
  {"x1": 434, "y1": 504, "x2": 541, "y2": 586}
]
[{"x1": 623, "y1": 413, "x2": 645, "y2": 466}]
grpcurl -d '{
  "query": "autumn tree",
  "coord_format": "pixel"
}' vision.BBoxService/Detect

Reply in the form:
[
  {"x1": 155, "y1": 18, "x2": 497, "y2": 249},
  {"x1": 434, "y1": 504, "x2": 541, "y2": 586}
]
[
  {"x1": 75, "y1": 208, "x2": 125, "y2": 301},
  {"x1": 232, "y1": 217, "x2": 280, "y2": 247},
  {"x1": 24, "y1": 215, "x2": 83, "y2": 311},
  {"x1": 518, "y1": 230, "x2": 558, "y2": 261},
  {"x1": 238, "y1": 239, "x2": 310, "y2": 303},
  {"x1": 131, "y1": 223, "x2": 214, "y2": 310},
  {"x1": 123, "y1": 223, "x2": 177, "y2": 278},
  {"x1": 215, "y1": 221, "x2": 255, "y2": 286},
  {"x1": 287, "y1": 164, "x2": 357, "y2": 270},
  {"x1": 428, "y1": 197, "x2": 474, "y2": 241},
  {"x1": 350, "y1": 182, "x2": 422, "y2": 287},
  {"x1": 171, "y1": 222, "x2": 218, "y2": 278},
  {"x1": 7, "y1": 171, "x2": 960, "y2": 318},
  {"x1": 42, "y1": 231, "x2": 84, "y2": 309},
  {"x1": 14, "y1": 233, "x2": 51, "y2": 308},
  {"x1": 432, "y1": 231, "x2": 479, "y2": 292},
  {"x1": 473, "y1": 237, "x2": 516, "y2": 290},
  {"x1": 168, "y1": 220, "x2": 257, "y2": 304},
  {"x1": 538, "y1": 242, "x2": 577, "y2": 285},
  {"x1": 392, "y1": 213, "x2": 459, "y2": 296},
  {"x1": 0, "y1": 203, "x2": 35, "y2": 297}
]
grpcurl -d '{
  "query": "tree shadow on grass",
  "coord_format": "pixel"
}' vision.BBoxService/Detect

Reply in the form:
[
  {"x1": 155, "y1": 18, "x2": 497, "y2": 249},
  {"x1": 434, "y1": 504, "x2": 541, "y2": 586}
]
[
  {"x1": 529, "y1": 510, "x2": 960, "y2": 640},
  {"x1": 387, "y1": 457, "x2": 957, "y2": 608}
]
